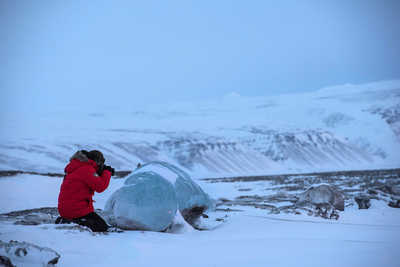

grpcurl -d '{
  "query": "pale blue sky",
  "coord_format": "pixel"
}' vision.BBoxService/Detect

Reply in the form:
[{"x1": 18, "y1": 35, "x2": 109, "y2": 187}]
[{"x1": 1, "y1": 0, "x2": 400, "y2": 113}]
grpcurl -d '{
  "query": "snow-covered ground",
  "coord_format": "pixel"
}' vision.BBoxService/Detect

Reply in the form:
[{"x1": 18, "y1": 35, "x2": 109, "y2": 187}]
[
  {"x1": 1, "y1": 80, "x2": 399, "y2": 266},
  {"x1": 0, "y1": 174, "x2": 399, "y2": 267}
]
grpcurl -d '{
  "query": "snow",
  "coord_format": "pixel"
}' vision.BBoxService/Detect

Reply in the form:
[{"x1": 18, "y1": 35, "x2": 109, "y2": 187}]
[
  {"x1": 1, "y1": 174, "x2": 399, "y2": 267},
  {"x1": 0, "y1": 174, "x2": 61, "y2": 213},
  {"x1": 3, "y1": 212, "x2": 398, "y2": 267}
]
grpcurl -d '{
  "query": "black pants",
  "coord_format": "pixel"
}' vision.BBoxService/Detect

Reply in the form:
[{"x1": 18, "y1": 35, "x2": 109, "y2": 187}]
[{"x1": 55, "y1": 212, "x2": 109, "y2": 232}]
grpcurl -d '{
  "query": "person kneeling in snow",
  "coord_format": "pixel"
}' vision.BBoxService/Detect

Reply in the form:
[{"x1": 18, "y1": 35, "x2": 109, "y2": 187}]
[{"x1": 56, "y1": 150, "x2": 115, "y2": 232}]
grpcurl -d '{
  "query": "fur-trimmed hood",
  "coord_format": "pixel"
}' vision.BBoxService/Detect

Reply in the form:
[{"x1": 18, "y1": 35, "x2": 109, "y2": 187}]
[
  {"x1": 65, "y1": 151, "x2": 98, "y2": 174},
  {"x1": 70, "y1": 150, "x2": 89, "y2": 162}
]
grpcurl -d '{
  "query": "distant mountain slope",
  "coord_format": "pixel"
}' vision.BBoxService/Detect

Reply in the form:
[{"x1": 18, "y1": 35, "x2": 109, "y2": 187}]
[
  {"x1": 239, "y1": 127, "x2": 374, "y2": 167},
  {"x1": 1, "y1": 80, "x2": 399, "y2": 177},
  {"x1": 367, "y1": 104, "x2": 400, "y2": 142}
]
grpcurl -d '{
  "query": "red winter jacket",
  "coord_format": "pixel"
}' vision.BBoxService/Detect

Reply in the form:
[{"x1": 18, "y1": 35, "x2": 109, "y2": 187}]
[{"x1": 58, "y1": 157, "x2": 111, "y2": 219}]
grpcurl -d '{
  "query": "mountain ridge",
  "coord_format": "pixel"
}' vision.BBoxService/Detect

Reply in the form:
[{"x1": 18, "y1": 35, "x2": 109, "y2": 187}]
[{"x1": 1, "y1": 80, "x2": 399, "y2": 177}]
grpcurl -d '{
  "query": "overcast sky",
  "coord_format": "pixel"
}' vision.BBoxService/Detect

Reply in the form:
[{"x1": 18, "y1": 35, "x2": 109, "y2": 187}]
[{"x1": 1, "y1": 0, "x2": 400, "y2": 114}]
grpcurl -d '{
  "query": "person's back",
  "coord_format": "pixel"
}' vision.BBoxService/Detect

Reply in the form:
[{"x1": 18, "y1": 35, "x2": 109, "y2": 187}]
[{"x1": 57, "y1": 150, "x2": 115, "y2": 232}]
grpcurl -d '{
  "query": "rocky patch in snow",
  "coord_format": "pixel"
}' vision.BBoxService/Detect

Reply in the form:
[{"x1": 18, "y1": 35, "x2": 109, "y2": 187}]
[
  {"x1": 206, "y1": 168, "x2": 400, "y2": 219},
  {"x1": 0, "y1": 207, "x2": 59, "y2": 225},
  {"x1": 0, "y1": 208, "x2": 123, "y2": 235},
  {"x1": 1, "y1": 168, "x2": 399, "y2": 230},
  {"x1": 0, "y1": 240, "x2": 60, "y2": 266}
]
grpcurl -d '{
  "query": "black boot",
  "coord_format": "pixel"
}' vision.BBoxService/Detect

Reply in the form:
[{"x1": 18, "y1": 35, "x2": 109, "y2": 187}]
[{"x1": 73, "y1": 212, "x2": 109, "y2": 232}]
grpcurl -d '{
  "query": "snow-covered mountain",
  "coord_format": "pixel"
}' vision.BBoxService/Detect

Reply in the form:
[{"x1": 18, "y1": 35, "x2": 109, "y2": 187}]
[{"x1": 1, "y1": 80, "x2": 399, "y2": 177}]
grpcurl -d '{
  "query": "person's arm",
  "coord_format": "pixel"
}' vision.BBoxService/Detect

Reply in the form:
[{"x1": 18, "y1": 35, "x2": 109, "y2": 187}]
[{"x1": 83, "y1": 166, "x2": 112, "y2": 193}]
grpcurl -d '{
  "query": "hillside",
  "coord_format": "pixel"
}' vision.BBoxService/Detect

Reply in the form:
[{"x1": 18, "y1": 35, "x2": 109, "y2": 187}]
[{"x1": 1, "y1": 80, "x2": 399, "y2": 177}]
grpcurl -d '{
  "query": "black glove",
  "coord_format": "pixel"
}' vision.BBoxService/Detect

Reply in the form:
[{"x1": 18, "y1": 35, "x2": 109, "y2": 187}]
[
  {"x1": 103, "y1": 165, "x2": 115, "y2": 176},
  {"x1": 97, "y1": 164, "x2": 104, "y2": 176}
]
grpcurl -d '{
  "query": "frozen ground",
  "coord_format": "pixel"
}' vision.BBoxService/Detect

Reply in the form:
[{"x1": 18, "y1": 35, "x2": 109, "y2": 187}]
[{"x1": 0, "y1": 171, "x2": 399, "y2": 267}]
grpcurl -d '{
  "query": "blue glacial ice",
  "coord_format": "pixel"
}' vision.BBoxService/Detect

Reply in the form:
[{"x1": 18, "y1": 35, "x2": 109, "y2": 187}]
[
  {"x1": 127, "y1": 161, "x2": 216, "y2": 214},
  {"x1": 104, "y1": 171, "x2": 178, "y2": 231},
  {"x1": 104, "y1": 161, "x2": 215, "y2": 231}
]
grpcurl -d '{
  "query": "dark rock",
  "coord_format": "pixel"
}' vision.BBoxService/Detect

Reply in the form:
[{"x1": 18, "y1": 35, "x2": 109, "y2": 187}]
[
  {"x1": 218, "y1": 198, "x2": 231, "y2": 203},
  {"x1": 0, "y1": 255, "x2": 16, "y2": 267},
  {"x1": 215, "y1": 208, "x2": 243, "y2": 212},
  {"x1": 389, "y1": 185, "x2": 400, "y2": 195},
  {"x1": 329, "y1": 210, "x2": 340, "y2": 220},
  {"x1": 377, "y1": 184, "x2": 400, "y2": 196},
  {"x1": 180, "y1": 206, "x2": 206, "y2": 226},
  {"x1": 14, "y1": 220, "x2": 41, "y2": 226},
  {"x1": 238, "y1": 188, "x2": 252, "y2": 192},
  {"x1": 388, "y1": 200, "x2": 400, "y2": 208},
  {"x1": 354, "y1": 195, "x2": 371, "y2": 209},
  {"x1": 367, "y1": 189, "x2": 378, "y2": 195}
]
